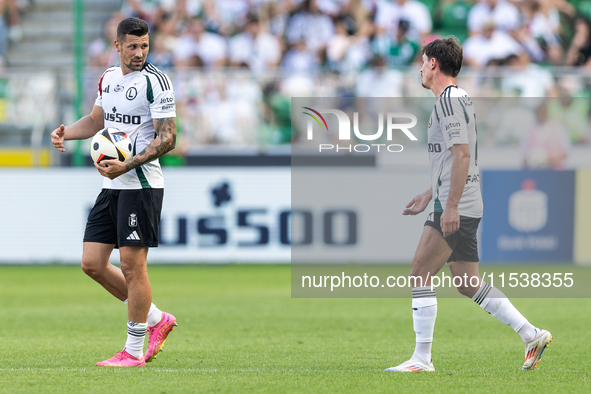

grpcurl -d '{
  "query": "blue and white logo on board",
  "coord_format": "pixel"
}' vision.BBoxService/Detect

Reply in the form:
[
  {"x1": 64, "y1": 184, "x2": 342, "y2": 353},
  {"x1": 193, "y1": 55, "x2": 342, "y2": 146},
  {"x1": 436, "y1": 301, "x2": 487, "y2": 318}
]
[
  {"x1": 481, "y1": 170, "x2": 575, "y2": 262},
  {"x1": 508, "y1": 179, "x2": 548, "y2": 233}
]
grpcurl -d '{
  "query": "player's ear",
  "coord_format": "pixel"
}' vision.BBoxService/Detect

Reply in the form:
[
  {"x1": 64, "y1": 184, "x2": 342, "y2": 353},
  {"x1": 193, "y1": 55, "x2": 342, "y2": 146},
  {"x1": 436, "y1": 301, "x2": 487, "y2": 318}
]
[{"x1": 114, "y1": 39, "x2": 121, "y2": 53}]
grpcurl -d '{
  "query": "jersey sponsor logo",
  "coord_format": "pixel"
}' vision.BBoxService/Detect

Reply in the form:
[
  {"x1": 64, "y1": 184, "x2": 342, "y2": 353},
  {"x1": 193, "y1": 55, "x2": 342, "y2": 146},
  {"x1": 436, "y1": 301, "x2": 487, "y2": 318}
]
[
  {"x1": 466, "y1": 174, "x2": 480, "y2": 184},
  {"x1": 160, "y1": 97, "x2": 174, "y2": 104},
  {"x1": 114, "y1": 84, "x2": 124, "y2": 92},
  {"x1": 161, "y1": 104, "x2": 175, "y2": 111},
  {"x1": 447, "y1": 130, "x2": 461, "y2": 138},
  {"x1": 102, "y1": 85, "x2": 110, "y2": 93},
  {"x1": 445, "y1": 122, "x2": 460, "y2": 131},
  {"x1": 126, "y1": 87, "x2": 138, "y2": 100},
  {"x1": 428, "y1": 143, "x2": 442, "y2": 153},
  {"x1": 104, "y1": 112, "x2": 141, "y2": 125}
]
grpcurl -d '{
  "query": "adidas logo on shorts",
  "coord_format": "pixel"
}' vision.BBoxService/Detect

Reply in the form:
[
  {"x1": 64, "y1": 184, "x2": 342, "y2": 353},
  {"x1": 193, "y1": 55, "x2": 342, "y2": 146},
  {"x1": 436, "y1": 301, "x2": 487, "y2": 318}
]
[{"x1": 126, "y1": 231, "x2": 140, "y2": 240}]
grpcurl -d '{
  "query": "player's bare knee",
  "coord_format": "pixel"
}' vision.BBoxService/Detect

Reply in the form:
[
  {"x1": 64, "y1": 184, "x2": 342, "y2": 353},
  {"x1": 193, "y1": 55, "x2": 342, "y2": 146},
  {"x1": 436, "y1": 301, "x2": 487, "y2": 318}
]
[
  {"x1": 81, "y1": 259, "x2": 101, "y2": 279},
  {"x1": 120, "y1": 261, "x2": 145, "y2": 283},
  {"x1": 119, "y1": 262, "x2": 134, "y2": 281}
]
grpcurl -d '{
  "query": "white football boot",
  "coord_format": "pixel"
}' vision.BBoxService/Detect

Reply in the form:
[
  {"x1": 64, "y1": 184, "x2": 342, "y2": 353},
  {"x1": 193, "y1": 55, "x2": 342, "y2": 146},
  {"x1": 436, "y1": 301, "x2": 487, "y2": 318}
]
[
  {"x1": 522, "y1": 329, "x2": 553, "y2": 370},
  {"x1": 385, "y1": 358, "x2": 435, "y2": 372}
]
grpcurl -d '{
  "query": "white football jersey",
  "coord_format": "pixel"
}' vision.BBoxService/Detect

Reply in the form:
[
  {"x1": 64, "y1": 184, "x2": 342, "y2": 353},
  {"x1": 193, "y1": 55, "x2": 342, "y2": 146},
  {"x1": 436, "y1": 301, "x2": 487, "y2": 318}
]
[
  {"x1": 427, "y1": 85, "x2": 483, "y2": 218},
  {"x1": 94, "y1": 62, "x2": 176, "y2": 189}
]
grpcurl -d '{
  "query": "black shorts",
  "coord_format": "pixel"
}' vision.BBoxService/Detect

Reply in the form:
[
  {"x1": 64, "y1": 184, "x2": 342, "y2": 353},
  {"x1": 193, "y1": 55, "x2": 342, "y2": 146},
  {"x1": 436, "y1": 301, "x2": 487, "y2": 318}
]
[
  {"x1": 425, "y1": 212, "x2": 481, "y2": 262},
  {"x1": 83, "y1": 188, "x2": 164, "y2": 248}
]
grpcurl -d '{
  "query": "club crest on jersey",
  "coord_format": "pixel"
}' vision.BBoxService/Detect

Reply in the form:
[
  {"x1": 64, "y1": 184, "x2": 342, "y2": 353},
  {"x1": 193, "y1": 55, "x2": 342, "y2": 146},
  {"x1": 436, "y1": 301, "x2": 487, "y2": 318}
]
[
  {"x1": 114, "y1": 84, "x2": 124, "y2": 92},
  {"x1": 126, "y1": 87, "x2": 137, "y2": 100},
  {"x1": 129, "y1": 213, "x2": 137, "y2": 227}
]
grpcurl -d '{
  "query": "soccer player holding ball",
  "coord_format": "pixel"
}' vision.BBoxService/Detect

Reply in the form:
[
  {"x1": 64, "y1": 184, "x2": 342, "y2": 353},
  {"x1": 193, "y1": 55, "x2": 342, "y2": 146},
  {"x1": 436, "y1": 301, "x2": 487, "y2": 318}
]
[
  {"x1": 385, "y1": 37, "x2": 552, "y2": 372},
  {"x1": 51, "y1": 18, "x2": 177, "y2": 367}
]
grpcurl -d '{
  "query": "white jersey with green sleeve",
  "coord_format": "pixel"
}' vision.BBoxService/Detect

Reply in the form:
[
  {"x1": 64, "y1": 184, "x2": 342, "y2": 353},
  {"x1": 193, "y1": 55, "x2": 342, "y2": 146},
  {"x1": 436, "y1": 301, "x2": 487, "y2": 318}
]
[
  {"x1": 94, "y1": 62, "x2": 176, "y2": 190},
  {"x1": 427, "y1": 85, "x2": 483, "y2": 218}
]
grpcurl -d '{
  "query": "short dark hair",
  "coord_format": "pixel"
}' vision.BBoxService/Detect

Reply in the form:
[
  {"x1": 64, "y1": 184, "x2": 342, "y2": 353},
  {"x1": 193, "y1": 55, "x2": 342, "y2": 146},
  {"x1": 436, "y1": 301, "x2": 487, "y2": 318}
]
[
  {"x1": 117, "y1": 17, "x2": 149, "y2": 42},
  {"x1": 422, "y1": 36, "x2": 463, "y2": 78},
  {"x1": 246, "y1": 13, "x2": 259, "y2": 24}
]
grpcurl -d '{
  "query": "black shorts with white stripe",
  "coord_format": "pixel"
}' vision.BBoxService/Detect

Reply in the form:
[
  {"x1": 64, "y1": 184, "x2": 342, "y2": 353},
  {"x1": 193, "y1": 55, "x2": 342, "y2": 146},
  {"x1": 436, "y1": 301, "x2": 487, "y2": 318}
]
[{"x1": 83, "y1": 188, "x2": 164, "y2": 248}]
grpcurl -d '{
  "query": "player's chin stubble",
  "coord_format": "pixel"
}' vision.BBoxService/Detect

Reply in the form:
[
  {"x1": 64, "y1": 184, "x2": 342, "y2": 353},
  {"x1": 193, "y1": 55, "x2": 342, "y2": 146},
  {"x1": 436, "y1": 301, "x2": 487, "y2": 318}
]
[{"x1": 126, "y1": 59, "x2": 144, "y2": 71}]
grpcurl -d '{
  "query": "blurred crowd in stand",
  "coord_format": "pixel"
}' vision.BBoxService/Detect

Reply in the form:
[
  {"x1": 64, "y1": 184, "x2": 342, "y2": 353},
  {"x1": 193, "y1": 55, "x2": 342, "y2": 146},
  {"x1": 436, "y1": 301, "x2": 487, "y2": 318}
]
[
  {"x1": 88, "y1": 0, "x2": 591, "y2": 73},
  {"x1": 82, "y1": 0, "x2": 591, "y2": 167},
  {"x1": 0, "y1": 0, "x2": 27, "y2": 67}
]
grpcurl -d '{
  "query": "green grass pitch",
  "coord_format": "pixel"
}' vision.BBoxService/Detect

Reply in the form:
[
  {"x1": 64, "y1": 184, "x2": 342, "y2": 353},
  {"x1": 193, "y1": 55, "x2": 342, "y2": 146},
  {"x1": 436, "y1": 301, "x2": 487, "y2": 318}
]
[{"x1": 0, "y1": 264, "x2": 589, "y2": 393}]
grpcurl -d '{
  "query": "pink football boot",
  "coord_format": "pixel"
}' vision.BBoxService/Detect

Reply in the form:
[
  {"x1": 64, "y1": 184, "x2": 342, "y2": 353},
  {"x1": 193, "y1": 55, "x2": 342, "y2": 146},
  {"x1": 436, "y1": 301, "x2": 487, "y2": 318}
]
[
  {"x1": 96, "y1": 349, "x2": 145, "y2": 367},
  {"x1": 144, "y1": 312, "x2": 178, "y2": 362}
]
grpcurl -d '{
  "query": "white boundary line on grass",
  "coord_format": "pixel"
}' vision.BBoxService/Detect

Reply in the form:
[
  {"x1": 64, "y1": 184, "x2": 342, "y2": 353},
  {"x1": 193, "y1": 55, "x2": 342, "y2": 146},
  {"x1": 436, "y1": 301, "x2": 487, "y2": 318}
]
[{"x1": 0, "y1": 368, "x2": 374, "y2": 373}]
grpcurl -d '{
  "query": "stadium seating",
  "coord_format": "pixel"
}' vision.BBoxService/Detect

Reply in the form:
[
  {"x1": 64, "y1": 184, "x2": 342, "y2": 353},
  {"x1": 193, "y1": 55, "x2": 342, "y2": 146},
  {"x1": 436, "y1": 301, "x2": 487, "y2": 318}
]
[{"x1": 6, "y1": 0, "x2": 120, "y2": 69}]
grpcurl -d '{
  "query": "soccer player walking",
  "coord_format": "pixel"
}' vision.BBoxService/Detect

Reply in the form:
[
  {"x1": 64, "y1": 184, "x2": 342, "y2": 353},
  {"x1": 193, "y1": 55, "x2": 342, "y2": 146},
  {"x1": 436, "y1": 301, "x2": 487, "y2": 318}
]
[
  {"x1": 385, "y1": 37, "x2": 552, "y2": 372},
  {"x1": 51, "y1": 18, "x2": 177, "y2": 367}
]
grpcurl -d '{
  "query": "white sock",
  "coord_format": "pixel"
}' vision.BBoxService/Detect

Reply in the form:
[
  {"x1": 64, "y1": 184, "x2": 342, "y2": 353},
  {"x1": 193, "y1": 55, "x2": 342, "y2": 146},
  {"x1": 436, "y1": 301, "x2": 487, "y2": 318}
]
[
  {"x1": 147, "y1": 303, "x2": 163, "y2": 327},
  {"x1": 472, "y1": 281, "x2": 531, "y2": 341},
  {"x1": 518, "y1": 323, "x2": 538, "y2": 343},
  {"x1": 411, "y1": 287, "x2": 437, "y2": 364},
  {"x1": 125, "y1": 321, "x2": 147, "y2": 359},
  {"x1": 124, "y1": 299, "x2": 162, "y2": 328}
]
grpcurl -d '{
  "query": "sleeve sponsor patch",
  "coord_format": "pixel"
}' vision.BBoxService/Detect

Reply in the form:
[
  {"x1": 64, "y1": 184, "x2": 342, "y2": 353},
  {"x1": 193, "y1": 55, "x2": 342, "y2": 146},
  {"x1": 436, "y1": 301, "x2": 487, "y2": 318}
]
[
  {"x1": 150, "y1": 88, "x2": 176, "y2": 117},
  {"x1": 444, "y1": 122, "x2": 462, "y2": 139}
]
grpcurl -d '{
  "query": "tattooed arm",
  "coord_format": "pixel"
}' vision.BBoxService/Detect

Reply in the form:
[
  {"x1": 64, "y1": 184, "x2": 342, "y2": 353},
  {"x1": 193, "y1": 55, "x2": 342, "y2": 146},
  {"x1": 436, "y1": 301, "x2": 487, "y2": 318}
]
[
  {"x1": 125, "y1": 117, "x2": 177, "y2": 171},
  {"x1": 95, "y1": 117, "x2": 177, "y2": 180}
]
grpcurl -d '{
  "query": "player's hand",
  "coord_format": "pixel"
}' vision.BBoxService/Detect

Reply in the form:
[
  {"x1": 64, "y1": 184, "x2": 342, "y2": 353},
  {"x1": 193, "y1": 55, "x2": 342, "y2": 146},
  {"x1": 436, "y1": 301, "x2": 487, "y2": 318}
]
[
  {"x1": 440, "y1": 207, "x2": 460, "y2": 238},
  {"x1": 94, "y1": 159, "x2": 128, "y2": 180},
  {"x1": 51, "y1": 124, "x2": 66, "y2": 152},
  {"x1": 403, "y1": 191, "x2": 431, "y2": 215}
]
